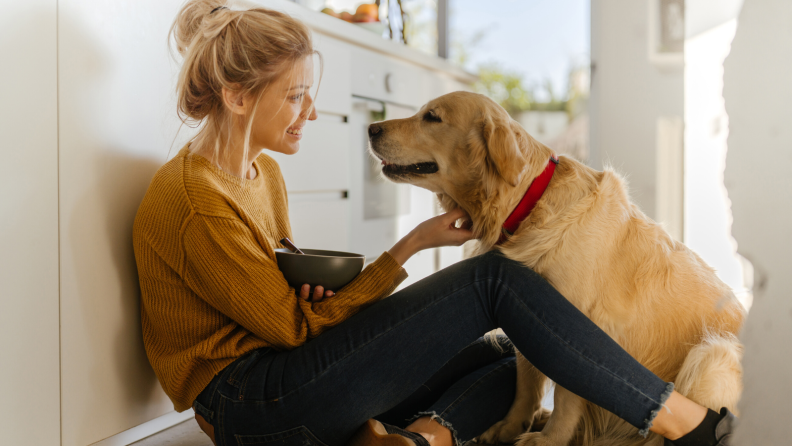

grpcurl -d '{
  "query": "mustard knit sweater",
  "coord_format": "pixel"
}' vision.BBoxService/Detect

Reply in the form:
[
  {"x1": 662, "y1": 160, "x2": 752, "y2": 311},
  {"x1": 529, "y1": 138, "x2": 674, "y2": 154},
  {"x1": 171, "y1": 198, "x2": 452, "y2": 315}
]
[{"x1": 133, "y1": 146, "x2": 407, "y2": 412}]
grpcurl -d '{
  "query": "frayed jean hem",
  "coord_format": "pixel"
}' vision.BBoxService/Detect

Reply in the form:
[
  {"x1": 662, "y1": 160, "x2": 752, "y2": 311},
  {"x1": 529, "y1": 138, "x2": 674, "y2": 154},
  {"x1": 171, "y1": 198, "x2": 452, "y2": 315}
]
[
  {"x1": 639, "y1": 382, "x2": 675, "y2": 438},
  {"x1": 407, "y1": 411, "x2": 462, "y2": 446}
]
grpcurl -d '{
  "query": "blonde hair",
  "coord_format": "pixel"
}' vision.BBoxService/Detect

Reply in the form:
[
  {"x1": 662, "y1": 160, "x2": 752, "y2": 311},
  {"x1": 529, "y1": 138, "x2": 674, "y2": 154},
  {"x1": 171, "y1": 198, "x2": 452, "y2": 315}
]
[{"x1": 169, "y1": 0, "x2": 319, "y2": 177}]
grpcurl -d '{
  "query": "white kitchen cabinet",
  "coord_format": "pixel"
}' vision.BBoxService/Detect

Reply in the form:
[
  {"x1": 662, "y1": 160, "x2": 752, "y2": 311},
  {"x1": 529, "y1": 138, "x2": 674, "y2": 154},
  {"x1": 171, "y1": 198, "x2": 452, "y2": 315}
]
[
  {"x1": 268, "y1": 115, "x2": 351, "y2": 193},
  {"x1": 312, "y1": 34, "x2": 352, "y2": 116},
  {"x1": 350, "y1": 46, "x2": 425, "y2": 107},
  {"x1": 287, "y1": 192, "x2": 351, "y2": 252}
]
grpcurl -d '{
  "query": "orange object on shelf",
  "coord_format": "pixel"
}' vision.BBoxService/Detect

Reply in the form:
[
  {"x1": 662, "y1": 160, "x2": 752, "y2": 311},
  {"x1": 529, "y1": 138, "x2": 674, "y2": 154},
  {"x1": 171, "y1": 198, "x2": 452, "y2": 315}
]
[
  {"x1": 352, "y1": 12, "x2": 378, "y2": 23},
  {"x1": 355, "y1": 4, "x2": 379, "y2": 21}
]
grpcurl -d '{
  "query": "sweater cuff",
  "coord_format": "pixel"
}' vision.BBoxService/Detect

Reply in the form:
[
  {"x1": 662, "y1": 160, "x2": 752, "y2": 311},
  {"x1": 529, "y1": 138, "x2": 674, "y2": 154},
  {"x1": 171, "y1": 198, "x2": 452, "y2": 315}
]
[{"x1": 369, "y1": 251, "x2": 409, "y2": 294}]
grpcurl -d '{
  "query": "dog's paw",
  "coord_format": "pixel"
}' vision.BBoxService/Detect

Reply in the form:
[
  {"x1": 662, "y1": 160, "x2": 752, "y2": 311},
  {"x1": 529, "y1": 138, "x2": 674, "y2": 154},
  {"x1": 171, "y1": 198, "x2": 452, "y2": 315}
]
[
  {"x1": 515, "y1": 432, "x2": 558, "y2": 446},
  {"x1": 529, "y1": 407, "x2": 552, "y2": 432},
  {"x1": 478, "y1": 417, "x2": 531, "y2": 445}
]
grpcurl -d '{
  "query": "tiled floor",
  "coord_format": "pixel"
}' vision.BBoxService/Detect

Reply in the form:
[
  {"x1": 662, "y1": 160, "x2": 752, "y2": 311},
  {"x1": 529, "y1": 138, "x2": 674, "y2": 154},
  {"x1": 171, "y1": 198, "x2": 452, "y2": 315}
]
[{"x1": 131, "y1": 419, "x2": 213, "y2": 446}]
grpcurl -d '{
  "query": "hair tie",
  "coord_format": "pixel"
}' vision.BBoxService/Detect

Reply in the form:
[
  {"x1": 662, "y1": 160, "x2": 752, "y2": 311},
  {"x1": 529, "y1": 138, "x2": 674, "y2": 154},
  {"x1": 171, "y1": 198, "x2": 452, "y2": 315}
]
[{"x1": 210, "y1": 6, "x2": 228, "y2": 14}]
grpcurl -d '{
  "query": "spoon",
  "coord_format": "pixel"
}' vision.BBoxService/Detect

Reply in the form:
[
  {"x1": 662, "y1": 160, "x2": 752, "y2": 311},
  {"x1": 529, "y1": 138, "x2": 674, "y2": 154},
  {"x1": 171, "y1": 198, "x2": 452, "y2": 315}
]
[{"x1": 279, "y1": 237, "x2": 305, "y2": 255}]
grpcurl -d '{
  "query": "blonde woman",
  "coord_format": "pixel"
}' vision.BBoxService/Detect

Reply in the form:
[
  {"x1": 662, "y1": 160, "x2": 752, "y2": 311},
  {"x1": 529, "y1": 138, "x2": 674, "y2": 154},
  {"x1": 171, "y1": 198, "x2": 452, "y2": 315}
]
[{"x1": 133, "y1": 2, "x2": 734, "y2": 446}]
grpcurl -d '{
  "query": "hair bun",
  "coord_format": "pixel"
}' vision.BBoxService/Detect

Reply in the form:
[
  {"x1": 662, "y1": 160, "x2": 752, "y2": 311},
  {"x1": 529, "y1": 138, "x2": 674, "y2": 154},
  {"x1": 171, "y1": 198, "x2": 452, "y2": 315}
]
[{"x1": 170, "y1": 0, "x2": 228, "y2": 57}]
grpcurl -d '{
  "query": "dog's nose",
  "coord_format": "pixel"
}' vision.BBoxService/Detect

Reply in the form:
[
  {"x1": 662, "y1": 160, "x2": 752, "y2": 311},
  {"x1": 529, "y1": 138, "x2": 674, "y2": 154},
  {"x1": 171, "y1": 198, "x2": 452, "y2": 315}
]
[{"x1": 368, "y1": 123, "x2": 383, "y2": 138}]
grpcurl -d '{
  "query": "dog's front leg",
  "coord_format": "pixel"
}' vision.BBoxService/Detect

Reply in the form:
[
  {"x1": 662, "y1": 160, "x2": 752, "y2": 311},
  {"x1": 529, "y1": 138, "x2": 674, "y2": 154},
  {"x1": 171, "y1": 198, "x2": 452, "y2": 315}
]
[
  {"x1": 478, "y1": 352, "x2": 547, "y2": 444},
  {"x1": 516, "y1": 385, "x2": 585, "y2": 446}
]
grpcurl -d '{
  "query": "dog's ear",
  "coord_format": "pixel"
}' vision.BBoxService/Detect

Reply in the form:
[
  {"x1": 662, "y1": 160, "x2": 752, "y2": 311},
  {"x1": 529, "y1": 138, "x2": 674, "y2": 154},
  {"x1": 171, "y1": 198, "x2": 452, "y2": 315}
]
[{"x1": 481, "y1": 113, "x2": 527, "y2": 187}]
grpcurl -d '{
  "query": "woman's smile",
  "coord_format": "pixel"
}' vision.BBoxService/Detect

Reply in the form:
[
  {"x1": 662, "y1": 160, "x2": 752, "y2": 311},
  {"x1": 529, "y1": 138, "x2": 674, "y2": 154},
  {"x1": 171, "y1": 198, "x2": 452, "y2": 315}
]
[{"x1": 286, "y1": 125, "x2": 304, "y2": 140}]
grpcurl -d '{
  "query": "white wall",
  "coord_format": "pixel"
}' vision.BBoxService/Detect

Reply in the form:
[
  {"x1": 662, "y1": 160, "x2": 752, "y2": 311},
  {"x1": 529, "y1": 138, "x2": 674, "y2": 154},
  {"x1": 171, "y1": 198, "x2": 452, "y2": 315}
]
[
  {"x1": 722, "y1": 0, "x2": 792, "y2": 443},
  {"x1": 57, "y1": 0, "x2": 196, "y2": 444},
  {"x1": 0, "y1": 1, "x2": 62, "y2": 445},
  {"x1": 683, "y1": 1, "x2": 749, "y2": 307},
  {"x1": 589, "y1": 0, "x2": 684, "y2": 219}
]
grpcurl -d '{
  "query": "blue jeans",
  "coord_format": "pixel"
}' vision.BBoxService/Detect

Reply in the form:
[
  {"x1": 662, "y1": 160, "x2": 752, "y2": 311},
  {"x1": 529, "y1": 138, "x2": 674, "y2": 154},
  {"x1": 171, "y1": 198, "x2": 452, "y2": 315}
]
[{"x1": 193, "y1": 252, "x2": 673, "y2": 446}]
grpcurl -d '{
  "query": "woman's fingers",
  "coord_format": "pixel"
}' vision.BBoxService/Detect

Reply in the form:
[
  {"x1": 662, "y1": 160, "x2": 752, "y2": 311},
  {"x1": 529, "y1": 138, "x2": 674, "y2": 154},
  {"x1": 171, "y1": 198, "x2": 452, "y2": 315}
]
[
  {"x1": 300, "y1": 284, "x2": 311, "y2": 300},
  {"x1": 443, "y1": 207, "x2": 468, "y2": 224},
  {"x1": 440, "y1": 208, "x2": 475, "y2": 246},
  {"x1": 406, "y1": 207, "x2": 477, "y2": 251},
  {"x1": 312, "y1": 285, "x2": 324, "y2": 302},
  {"x1": 299, "y1": 284, "x2": 335, "y2": 302}
]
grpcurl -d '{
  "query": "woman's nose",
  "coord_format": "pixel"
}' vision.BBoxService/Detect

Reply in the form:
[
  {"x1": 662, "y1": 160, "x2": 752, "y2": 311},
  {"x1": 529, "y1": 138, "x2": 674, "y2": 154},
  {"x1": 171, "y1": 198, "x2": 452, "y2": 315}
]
[{"x1": 303, "y1": 94, "x2": 318, "y2": 120}]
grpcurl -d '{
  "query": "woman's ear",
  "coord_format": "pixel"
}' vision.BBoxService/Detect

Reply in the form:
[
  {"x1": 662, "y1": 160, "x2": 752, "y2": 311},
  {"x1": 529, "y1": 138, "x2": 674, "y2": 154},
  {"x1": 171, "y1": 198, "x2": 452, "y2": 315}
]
[
  {"x1": 481, "y1": 112, "x2": 527, "y2": 187},
  {"x1": 221, "y1": 86, "x2": 247, "y2": 116}
]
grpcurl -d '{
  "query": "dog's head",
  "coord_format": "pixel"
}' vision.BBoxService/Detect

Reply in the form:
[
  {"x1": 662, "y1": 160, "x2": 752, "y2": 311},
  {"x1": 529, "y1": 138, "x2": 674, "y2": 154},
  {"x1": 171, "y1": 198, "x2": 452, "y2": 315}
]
[{"x1": 368, "y1": 91, "x2": 553, "y2": 241}]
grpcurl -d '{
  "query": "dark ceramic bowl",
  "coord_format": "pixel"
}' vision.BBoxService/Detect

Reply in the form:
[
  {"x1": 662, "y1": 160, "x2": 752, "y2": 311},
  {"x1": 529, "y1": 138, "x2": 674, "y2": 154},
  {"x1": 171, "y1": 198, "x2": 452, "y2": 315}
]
[{"x1": 275, "y1": 248, "x2": 366, "y2": 291}]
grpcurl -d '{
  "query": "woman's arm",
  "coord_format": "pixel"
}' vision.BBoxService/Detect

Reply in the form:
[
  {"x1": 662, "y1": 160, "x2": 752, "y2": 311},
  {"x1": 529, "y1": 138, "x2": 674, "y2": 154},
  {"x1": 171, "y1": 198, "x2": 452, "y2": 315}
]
[
  {"x1": 298, "y1": 208, "x2": 475, "y2": 302},
  {"x1": 181, "y1": 213, "x2": 407, "y2": 349}
]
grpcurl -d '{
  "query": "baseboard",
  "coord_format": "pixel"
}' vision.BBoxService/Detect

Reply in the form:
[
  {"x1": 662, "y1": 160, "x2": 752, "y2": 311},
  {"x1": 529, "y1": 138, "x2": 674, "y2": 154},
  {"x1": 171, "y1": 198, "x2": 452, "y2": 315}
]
[{"x1": 89, "y1": 409, "x2": 195, "y2": 446}]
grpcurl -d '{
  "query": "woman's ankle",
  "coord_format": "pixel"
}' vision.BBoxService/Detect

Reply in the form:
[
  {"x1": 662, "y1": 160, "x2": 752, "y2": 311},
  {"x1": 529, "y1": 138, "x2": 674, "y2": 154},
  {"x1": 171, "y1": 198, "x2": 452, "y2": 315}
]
[
  {"x1": 650, "y1": 392, "x2": 708, "y2": 440},
  {"x1": 405, "y1": 416, "x2": 453, "y2": 446}
]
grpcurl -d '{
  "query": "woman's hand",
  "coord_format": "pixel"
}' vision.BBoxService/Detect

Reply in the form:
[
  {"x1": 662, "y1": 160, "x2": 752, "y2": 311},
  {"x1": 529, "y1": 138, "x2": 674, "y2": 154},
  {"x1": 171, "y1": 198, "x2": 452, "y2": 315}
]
[
  {"x1": 388, "y1": 207, "x2": 475, "y2": 266},
  {"x1": 299, "y1": 284, "x2": 334, "y2": 303}
]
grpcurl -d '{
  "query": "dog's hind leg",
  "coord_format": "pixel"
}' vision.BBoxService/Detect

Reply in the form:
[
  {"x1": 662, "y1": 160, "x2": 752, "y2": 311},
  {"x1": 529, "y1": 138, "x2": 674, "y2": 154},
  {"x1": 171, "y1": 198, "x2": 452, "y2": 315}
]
[
  {"x1": 516, "y1": 385, "x2": 585, "y2": 446},
  {"x1": 479, "y1": 352, "x2": 548, "y2": 444},
  {"x1": 674, "y1": 333, "x2": 743, "y2": 414}
]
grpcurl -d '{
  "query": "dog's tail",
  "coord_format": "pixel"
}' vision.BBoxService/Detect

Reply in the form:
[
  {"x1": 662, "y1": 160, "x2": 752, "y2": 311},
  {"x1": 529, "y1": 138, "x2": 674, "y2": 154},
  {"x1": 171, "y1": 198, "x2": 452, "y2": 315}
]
[
  {"x1": 674, "y1": 332, "x2": 744, "y2": 414},
  {"x1": 578, "y1": 333, "x2": 743, "y2": 446}
]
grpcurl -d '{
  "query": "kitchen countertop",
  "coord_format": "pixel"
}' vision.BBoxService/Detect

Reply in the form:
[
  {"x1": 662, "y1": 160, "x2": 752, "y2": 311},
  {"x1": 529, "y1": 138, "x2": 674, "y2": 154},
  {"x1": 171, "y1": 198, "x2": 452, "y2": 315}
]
[{"x1": 249, "y1": 0, "x2": 478, "y2": 84}]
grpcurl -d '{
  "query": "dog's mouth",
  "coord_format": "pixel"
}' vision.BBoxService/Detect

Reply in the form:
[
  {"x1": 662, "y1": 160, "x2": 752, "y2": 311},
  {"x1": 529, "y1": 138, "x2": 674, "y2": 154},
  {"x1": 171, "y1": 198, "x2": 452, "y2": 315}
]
[{"x1": 380, "y1": 159, "x2": 439, "y2": 177}]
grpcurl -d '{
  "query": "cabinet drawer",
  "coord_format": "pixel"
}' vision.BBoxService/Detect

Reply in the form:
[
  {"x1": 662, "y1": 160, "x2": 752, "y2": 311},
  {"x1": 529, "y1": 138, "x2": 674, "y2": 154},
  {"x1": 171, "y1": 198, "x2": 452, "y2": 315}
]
[
  {"x1": 269, "y1": 116, "x2": 350, "y2": 192},
  {"x1": 350, "y1": 47, "x2": 424, "y2": 107}
]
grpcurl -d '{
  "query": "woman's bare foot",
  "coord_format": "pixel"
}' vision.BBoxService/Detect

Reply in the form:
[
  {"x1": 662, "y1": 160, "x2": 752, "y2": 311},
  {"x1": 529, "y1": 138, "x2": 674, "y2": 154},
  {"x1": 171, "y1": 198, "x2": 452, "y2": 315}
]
[{"x1": 650, "y1": 391, "x2": 708, "y2": 440}]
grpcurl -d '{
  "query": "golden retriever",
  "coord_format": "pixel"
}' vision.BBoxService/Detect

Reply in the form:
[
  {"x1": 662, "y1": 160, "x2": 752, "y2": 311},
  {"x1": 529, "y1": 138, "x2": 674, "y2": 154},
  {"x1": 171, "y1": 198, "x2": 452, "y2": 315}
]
[{"x1": 367, "y1": 91, "x2": 745, "y2": 446}]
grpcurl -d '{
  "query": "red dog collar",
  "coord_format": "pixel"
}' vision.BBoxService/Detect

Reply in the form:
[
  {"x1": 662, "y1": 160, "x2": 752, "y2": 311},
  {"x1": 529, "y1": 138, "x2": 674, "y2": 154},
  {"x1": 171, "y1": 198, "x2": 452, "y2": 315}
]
[{"x1": 497, "y1": 156, "x2": 559, "y2": 244}]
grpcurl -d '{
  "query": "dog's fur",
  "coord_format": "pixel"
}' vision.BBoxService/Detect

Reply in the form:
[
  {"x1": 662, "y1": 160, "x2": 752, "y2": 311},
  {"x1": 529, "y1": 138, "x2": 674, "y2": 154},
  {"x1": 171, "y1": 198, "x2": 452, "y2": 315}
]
[{"x1": 368, "y1": 92, "x2": 745, "y2": 446}]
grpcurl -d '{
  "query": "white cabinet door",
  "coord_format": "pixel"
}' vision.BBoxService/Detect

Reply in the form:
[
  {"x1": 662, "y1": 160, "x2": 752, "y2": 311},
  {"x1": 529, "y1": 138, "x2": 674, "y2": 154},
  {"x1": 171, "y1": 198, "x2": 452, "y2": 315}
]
[
  {"x1": 288, "y1": 192, "x2": 350, "y2": 253},
  {"x1": 312, "y1": 34, "x2": 352, "y2": 117},
  {"x1": 269, "y1": 115, "x2": 350, "y2": 193}
]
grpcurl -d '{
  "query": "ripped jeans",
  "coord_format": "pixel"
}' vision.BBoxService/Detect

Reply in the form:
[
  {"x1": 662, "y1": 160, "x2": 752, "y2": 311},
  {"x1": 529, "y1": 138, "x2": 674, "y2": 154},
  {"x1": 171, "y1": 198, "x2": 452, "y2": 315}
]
[{"x1": 193, "y1": 251, "x2": 673, "y2": 446}]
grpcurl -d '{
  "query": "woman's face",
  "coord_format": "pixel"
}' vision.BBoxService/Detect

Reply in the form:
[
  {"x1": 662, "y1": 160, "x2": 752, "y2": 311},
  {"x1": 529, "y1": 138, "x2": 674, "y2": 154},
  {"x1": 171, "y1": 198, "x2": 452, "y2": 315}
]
[{"x1": 250, "y1": 56, "x2": 318, "y2": 155}]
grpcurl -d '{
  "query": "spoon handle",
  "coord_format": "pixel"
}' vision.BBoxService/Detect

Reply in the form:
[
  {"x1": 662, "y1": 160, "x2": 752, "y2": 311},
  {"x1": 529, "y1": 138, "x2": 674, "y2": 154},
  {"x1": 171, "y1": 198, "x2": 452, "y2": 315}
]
[{"x1": 279, "y1": 237, "x2": 305, "y2": 255}]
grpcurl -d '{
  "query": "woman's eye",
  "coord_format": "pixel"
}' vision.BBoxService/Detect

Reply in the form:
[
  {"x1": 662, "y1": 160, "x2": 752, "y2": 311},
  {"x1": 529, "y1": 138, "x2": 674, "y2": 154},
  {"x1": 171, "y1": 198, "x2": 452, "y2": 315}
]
[
  {"x1": 423, "y1": 110, "x2": 442, "y2": 123},
  {"x1": 290, "y1": 94, "x2": 304, "y2": 101}
]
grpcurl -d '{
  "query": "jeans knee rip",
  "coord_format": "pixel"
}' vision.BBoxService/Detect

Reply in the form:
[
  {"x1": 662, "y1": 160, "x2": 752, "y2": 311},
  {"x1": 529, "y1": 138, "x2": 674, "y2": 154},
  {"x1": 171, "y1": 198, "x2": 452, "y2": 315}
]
[
  {"x1": 407, "y1": 412, "x2": 462, "y2": 446},
  {"x1": 639, "y1": 382, "x2": 675, "y2": 438}
]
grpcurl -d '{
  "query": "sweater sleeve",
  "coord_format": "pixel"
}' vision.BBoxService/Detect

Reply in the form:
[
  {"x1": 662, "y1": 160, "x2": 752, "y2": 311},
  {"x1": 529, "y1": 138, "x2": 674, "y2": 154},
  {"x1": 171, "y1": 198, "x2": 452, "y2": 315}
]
[{"x1": 181, "y1": 213, "x2": 407, "y2": 350}]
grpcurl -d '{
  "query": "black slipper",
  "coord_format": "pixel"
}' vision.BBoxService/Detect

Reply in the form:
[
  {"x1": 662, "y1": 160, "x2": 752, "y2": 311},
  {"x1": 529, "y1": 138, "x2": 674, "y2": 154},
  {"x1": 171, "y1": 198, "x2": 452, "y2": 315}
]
[{"x1": 664, "y1": 407, "x2": 735, "y2": 446}]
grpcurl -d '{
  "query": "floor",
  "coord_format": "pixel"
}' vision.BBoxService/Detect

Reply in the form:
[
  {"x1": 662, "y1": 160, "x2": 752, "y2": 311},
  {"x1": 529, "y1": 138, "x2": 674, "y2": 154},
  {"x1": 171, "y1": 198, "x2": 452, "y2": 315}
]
[
  {"x1": 129, "y1": 389, "x2": 553, "y2": 445},
  {"x1": 131, "y1": 419, "x2": 213, "y2": 446}
]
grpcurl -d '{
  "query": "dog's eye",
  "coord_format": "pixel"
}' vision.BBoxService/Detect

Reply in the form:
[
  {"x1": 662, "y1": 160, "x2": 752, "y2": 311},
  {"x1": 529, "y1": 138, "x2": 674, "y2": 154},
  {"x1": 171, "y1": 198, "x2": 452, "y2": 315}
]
[{"x1": 423, "y1": 110, "x2": 442, "y2": 123}]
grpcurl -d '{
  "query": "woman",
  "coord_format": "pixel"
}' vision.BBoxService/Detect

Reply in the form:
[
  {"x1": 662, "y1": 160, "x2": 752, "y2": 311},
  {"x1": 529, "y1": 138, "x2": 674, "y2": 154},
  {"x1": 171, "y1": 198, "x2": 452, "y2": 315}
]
[{"x1": 132, "y1": 1, "x2": 734, "y2": 445}]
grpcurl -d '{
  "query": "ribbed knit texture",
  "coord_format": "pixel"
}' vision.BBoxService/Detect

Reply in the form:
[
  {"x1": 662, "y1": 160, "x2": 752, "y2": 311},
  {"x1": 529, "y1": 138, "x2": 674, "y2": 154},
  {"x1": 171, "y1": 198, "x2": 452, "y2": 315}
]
[{"x1": 133, "y1": 146, "x2": 408, "y2": 412}]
